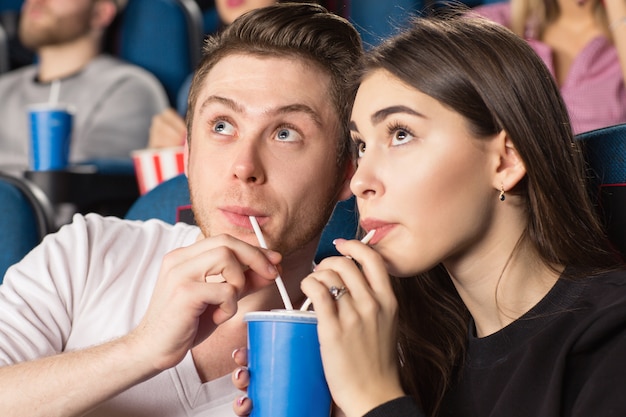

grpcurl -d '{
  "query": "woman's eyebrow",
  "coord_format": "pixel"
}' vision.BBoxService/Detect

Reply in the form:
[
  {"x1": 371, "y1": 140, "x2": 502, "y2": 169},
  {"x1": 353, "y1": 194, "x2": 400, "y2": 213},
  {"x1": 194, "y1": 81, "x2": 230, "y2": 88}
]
[{"x1": 371, "y1": 105, "x2": 423, "y2": 125}]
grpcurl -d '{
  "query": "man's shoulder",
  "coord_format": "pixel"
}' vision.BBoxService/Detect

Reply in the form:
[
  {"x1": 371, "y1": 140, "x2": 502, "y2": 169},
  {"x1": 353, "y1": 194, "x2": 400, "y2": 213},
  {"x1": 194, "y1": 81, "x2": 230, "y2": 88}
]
[
  {"x1": 87, "y1": 55, "x2": 161, "y2": 83},
  {"x1": 51, "y1": 213, "x2": 199, "y2": 255},
  {"x1": 0, "y1": 64, "x2": 37, "y2": 87},
  {"x1": 81, "y1": 212, "x2": 198, "y2": 239},
  {"x1": 81, "y1": 55, "x2": 169, "y2": 104}
]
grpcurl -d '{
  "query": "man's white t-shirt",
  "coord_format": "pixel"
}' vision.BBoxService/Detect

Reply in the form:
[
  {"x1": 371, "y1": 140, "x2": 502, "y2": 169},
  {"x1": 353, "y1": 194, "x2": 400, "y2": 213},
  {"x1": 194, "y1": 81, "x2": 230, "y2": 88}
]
[{"x1": 0, "y1": 214, "x2": 239, "y2": 416}]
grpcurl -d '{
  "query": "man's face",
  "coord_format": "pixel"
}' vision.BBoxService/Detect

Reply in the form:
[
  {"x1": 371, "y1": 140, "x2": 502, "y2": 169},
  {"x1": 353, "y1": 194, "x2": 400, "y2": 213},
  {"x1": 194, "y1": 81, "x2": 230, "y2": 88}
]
[
  {"x1": 19, "y1": 0, "x2": 95, "y2": 50},
  {"x1": 188, "y1": 53, "x2": 348, "y2": 257}
]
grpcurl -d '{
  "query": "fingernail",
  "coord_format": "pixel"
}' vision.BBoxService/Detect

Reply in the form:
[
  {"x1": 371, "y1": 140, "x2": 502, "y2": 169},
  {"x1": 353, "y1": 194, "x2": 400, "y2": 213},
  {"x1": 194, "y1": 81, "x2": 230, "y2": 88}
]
[
  {"x1": 231, "y1": 348, "x2": 240, "y2": 359},
  {"x1": 235, "y1": 366, "x2": 248, "y2": 380},
  {"x1": 268, "y1": 264, "x2": 278, "y2": 276},
  {"x1": 237, "y1": 394, "x2": 249, "y2": 407}
]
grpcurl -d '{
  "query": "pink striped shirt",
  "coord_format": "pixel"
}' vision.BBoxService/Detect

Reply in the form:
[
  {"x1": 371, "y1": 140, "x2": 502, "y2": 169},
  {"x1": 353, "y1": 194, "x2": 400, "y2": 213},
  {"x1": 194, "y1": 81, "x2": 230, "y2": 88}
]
[{"x1": 473, "y1": 2, "x2": 626, "y2": 135}]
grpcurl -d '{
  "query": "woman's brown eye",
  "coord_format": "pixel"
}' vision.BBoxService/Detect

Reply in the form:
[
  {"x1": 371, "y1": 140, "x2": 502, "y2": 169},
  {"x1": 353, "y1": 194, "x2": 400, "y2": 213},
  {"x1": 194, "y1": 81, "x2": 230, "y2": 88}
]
[{"x1": 356, "y1": 140, "x2": 366, "y2": 157}]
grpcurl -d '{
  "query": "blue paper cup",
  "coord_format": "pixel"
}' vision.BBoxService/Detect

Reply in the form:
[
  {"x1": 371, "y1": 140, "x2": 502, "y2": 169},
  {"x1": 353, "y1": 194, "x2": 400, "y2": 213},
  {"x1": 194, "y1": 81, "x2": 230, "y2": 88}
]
[
  {"x1": 245, "y1": 310, "x2": 331, "y2": 417},
  {"x1": 28, "y1": 104, "x2": 73, "y2": 171}
]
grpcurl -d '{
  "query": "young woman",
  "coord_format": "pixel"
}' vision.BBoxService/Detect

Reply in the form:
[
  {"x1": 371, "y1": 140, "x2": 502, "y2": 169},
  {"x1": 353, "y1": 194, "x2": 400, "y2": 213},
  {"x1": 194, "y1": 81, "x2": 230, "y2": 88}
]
[
  {"x1": 233, "y1": 14, "x2": 626, "y2": 417},
  {"x1": 472, "y1": 0, "x2": 626, "y2": 134}
]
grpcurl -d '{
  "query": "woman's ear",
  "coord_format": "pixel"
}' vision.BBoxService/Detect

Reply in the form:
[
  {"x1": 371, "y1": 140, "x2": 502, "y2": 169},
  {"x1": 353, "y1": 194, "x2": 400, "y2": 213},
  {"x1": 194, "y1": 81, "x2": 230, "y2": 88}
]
[{"x1": 492, "y1": 130, "x2": 526, "y2": 192}]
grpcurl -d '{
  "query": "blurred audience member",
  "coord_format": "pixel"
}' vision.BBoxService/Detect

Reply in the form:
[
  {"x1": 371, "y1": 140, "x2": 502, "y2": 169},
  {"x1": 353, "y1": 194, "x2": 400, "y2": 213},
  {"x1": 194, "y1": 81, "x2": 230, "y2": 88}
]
[
  {"x1": 147, "y1": 107, "x2": 187, "y2": 150},
  {"x1": 0, "y1": 0, "x2": 169, "y2": 170},
  {"x1": 472, "y1": 0, "x2": 626, "y2": 134},
  {"x1": 216, "y1": 0, "x2": 278, "y2": 25}
]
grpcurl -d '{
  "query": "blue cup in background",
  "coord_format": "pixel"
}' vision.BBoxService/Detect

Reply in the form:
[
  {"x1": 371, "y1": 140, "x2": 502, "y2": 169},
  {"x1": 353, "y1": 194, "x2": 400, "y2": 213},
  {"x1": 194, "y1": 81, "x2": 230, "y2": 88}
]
[
  {"x1": 28, "y1": 104, "x2": 73, "y2": 171},
  {"x1": 245, "y1": 310, "x2": 331, "y2": 417}
]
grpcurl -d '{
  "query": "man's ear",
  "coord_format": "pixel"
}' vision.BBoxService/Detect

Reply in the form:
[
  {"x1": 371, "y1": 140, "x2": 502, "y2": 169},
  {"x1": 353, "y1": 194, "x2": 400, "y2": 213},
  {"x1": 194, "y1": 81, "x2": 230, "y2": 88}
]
[
  {"x1": 183, "y1": 139, "x2": 189, "y2": 177},
  {"x1": 337, "y1": 159, "x2": 355, "y2": 202},
  {"x1": 492, "y1": 130, "x2": 526, "y2": 192},
  {"x1": 92, "y1": 0, "x2": 118, "y2": 30}
]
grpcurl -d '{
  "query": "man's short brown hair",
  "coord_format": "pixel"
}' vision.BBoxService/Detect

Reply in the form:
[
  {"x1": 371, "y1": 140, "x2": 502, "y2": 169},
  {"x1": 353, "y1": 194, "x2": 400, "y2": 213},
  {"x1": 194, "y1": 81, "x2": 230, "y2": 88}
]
[{"x1": 186, "y1": 3, "x2": 363, "y2": 166}]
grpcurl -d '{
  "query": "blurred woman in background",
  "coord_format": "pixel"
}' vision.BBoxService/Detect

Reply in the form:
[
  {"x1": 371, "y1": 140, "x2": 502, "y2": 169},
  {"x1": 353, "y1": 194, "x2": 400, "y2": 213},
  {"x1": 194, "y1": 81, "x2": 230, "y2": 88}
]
[{"x1": 473, "y1": 0, "x2": 626, "y2": 134}]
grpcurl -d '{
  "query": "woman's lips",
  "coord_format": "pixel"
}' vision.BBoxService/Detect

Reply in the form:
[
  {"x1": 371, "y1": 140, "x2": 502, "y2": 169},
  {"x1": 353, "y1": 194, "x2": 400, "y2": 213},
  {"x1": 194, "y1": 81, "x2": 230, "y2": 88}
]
[{"x1": 360, "y1": 219, "x2": 395, "y2": 245}]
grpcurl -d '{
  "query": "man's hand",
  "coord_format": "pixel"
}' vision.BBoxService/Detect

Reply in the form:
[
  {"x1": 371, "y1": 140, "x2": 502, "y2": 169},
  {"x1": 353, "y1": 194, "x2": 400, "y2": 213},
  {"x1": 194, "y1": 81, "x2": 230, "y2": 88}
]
[{"x1": 129, "y1": 234, "x2": 281, "y2": 372}]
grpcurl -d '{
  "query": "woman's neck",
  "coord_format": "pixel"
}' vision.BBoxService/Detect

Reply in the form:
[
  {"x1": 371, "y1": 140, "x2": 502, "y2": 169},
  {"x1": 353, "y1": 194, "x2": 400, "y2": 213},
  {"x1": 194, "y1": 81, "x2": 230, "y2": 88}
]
[
  {"x1": 453, "y1": 245, "x2": 564, "y2": 337},
  {"x1": 445, "y1": 230, "x2": 563, "y2": 338}
]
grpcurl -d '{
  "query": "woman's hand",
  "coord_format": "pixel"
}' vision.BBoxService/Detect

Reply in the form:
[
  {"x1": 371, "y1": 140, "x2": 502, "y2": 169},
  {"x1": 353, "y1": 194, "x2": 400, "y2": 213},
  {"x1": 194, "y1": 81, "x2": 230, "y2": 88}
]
[
  {"x1": 230, "y1": 347, "x2": 348, "y2": 417},
  {"x1": 232, "y1": 347, "x2": 252, "y2": 416},
  {"x1": 301, "y1": 238, "x2": 405, "y2": 417}
]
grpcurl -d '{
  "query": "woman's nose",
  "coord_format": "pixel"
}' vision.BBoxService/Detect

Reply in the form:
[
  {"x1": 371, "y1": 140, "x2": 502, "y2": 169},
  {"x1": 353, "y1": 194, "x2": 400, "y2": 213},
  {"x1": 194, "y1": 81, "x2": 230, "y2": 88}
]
[{"x1": 350, "y1": 154, "x2": 382, "y2": 199}]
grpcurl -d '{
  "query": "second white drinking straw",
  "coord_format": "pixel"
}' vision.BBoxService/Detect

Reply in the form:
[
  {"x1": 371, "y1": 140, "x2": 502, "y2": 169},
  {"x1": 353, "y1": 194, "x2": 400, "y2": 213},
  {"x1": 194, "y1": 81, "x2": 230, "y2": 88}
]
[
  {"x1": 49, "y1": 79, "x2": 61, "y2": 105},
  {"x1": 299, "y1": 229, "x2": 376, "y2": 311},
  {"x1": 249, "y1": 216, "x2": 294, "y2": 310}
]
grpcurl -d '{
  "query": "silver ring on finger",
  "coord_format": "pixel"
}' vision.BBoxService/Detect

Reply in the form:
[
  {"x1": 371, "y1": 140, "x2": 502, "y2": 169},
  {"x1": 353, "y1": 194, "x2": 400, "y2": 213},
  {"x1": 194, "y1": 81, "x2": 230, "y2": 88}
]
[{"x1": 329, "y1": 285, "x2": 348, "y2": 301}]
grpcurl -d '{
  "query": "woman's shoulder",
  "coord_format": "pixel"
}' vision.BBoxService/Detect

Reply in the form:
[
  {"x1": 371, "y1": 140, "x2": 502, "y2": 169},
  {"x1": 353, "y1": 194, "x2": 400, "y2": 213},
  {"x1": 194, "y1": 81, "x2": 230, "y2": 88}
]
[
  {"x1": 583, "y1": 268, "x2": 626, "y2": 298},
  {"x1": 564, "y1": 268, "x2": 626, "y2": 347}
]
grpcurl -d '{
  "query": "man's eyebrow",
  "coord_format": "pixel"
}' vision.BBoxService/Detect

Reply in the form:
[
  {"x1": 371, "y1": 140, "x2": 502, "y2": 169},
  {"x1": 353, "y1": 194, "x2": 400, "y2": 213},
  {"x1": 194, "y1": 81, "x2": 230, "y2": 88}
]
[
  {"x1": 273, "y1": 104, "x2": 323, "y2": 128},
  {"x1": 199, "y1": 96, "x2": 323, "y2": 128},
  {"x1": 199, "y1": 95, "x2": 244, "y2": 114},
  {"x1": 371, "y1": 105, "x2": 423, "y2": 125}
]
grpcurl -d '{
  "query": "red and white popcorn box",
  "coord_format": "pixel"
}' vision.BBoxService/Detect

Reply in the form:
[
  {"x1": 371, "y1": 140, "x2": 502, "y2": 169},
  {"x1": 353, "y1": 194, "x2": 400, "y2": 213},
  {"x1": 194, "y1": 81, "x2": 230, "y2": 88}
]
[{"x1": 131, "y1": 146, "x2": 185, "y2": 195}]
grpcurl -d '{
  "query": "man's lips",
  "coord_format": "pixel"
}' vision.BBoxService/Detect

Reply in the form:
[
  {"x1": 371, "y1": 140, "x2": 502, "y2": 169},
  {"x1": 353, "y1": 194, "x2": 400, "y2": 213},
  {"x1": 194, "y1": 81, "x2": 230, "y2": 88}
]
[{"x1": 220, "y1": 207, "x2": 267, "y2": 229}]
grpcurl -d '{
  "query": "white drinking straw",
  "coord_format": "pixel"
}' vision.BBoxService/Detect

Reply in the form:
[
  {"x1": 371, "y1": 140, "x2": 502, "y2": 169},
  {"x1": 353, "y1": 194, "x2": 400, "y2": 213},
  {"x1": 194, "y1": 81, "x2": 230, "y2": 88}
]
[
  {"x1": 299, "y1": 229, "x2": 376, "y2": 311},
  {"x1": 249, "y1": 216, "x2": 294, "y2": 310},
  {"x1": 48, "y1": 79, "x2": 61, "y2": 105}
]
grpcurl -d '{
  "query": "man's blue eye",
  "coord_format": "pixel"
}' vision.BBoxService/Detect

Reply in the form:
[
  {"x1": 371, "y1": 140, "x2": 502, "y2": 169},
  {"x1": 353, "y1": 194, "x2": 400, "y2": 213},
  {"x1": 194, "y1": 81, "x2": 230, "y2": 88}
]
[
  {"x1": 277, "y1": 129, "x2": 290, "y2": 140},
  {"x1": 274, "y1": 127, "x2": 302, "y2": 142},
  {"x1": 213, "y1": 120, "x2": 235, "y2": 135}
]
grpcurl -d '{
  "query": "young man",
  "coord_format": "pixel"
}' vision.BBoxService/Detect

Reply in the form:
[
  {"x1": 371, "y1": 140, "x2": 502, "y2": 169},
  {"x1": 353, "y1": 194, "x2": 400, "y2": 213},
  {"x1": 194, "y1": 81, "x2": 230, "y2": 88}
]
[
  {"x1": 0, "y1": 0, "x2": 168, "y2": 170},
  {"x1": 0, "y1": 3, "x2": 362, "y2": 416}
]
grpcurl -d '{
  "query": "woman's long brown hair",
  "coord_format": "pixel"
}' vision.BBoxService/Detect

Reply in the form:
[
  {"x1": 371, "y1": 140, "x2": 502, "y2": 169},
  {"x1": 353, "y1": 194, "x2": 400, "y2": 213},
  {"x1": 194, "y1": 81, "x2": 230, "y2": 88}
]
[{"x1": 360, "y1": 14, "x2": 619, "y2": 416}]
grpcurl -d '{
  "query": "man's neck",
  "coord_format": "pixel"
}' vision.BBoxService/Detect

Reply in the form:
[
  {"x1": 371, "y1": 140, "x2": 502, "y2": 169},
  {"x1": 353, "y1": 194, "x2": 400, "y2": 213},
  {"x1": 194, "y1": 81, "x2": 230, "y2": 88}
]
[{"x1": 36, "y1": 36, "x2": 101, "y2": 82}]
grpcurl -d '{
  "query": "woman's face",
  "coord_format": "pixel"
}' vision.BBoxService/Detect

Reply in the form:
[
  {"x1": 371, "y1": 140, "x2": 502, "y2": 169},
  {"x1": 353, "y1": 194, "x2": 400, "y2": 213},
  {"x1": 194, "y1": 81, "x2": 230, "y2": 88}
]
[{"x1": 350, "y1": 69, "x2": 501, "y2": 277}]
